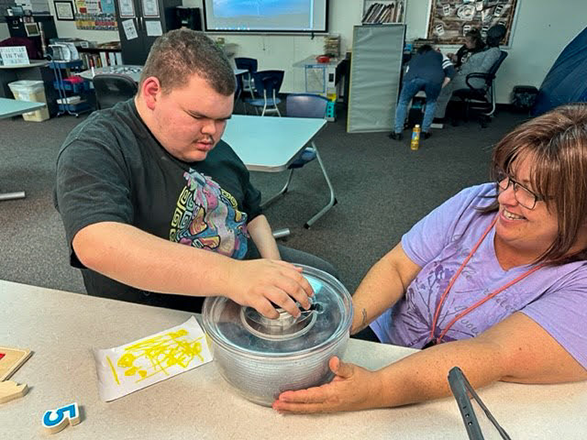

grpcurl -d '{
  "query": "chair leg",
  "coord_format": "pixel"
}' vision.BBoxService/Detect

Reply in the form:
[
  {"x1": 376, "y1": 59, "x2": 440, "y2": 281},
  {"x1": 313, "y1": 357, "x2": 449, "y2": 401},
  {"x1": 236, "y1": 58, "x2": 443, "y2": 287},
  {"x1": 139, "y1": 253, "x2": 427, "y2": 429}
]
[
  {"x1": 483, "y1": 86, "x2": 497, "y2": 117},
  {"x1": 272, "y1": 228, "x2": 291, "y2": 239},
  {"x1": 304, "y1": 142, "x2": 337, "y2": 229},
  {"x1": 261, "y1": 168, "x2": 295, "y2": 209},
  {"x1": 273, "y1": 90, "x2": 282, "y2": 117}
]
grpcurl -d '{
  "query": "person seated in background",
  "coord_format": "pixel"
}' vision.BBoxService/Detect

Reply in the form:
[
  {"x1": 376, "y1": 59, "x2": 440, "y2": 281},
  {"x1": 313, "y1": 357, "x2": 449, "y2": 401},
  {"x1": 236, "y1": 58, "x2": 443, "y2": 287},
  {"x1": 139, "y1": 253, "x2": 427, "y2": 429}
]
[
  {"x1": 446, "y1": 28, "x2": 486, "y2": 69},
  {"x1": 434, "y1": 25, "x2": 506, "y2": 122},
  {"x1": 388, "y1": 44, "x2": 455, "y2": 141},
  {"x1": 273, "y1": 104, "x2": 587, "y2": 413},
  {"x1": 54, "y1": 29, "x2": 337, "y2": 319}
]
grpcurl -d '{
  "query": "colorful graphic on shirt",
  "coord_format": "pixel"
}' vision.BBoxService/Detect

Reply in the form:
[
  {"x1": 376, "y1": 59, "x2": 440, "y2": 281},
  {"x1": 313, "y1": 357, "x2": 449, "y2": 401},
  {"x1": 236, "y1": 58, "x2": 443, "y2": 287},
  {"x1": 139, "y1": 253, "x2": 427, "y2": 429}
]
[{"x1": 169, "y1": 169, "x2": 248, "y2": 259}]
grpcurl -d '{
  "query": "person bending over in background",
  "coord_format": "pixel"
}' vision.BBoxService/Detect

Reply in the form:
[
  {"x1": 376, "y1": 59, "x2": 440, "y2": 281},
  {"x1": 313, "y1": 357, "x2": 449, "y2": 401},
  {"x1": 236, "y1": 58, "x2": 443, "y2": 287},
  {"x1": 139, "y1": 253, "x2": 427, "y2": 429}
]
[
  {"x1": 54, "y1": 29, "x2": 337, "y2": 318},
  {"x1": 274, "y1": 104, "x2": 587, "y2": 413},
  {"x1": 389, "y1": 44, "x2": 455, "y2": 141}
]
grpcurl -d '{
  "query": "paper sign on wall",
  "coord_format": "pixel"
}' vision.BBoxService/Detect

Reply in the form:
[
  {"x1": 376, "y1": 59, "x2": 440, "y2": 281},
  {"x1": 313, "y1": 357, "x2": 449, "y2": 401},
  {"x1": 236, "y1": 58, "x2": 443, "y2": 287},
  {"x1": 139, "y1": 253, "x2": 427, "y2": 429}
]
[
  {"x1": 145, "y1": 20, "x2": 163, "y2": 37},
  {"x1": 122, "y1": 19, "x2": 138, "y2": 40},
  {"x1": 93, "y1": 316, "x2": 213, "y2": 402},
  {"x1": 0, "y1": 46, "x2": 30, "y2": 66}
]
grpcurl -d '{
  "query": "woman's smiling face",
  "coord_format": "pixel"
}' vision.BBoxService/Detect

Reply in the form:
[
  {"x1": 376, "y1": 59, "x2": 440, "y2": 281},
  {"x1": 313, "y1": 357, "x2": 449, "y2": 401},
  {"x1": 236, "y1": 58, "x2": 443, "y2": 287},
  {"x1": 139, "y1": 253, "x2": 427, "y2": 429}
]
[{"x1": 495, "y1": 154, "x2": 559, "y2": 261}]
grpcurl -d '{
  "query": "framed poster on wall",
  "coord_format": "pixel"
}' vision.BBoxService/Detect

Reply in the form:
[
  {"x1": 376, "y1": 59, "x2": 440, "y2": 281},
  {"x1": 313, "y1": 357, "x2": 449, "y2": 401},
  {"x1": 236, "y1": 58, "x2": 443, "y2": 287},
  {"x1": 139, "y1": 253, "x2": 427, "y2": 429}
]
[
  {"x1": 427, "y1": 0, "x2": 518, "y2": 45},
  {"x1": 54, "y1": 0, "x2": 76, "y2": 20}
]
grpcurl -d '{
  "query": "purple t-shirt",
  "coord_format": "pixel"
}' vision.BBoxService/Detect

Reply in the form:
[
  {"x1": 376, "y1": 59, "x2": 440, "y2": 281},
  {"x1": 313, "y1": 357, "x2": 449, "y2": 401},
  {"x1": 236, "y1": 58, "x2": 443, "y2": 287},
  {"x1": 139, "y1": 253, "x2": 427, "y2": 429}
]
[{"x1": 371, "y1": 183, "x2": 587, "y2": 369}]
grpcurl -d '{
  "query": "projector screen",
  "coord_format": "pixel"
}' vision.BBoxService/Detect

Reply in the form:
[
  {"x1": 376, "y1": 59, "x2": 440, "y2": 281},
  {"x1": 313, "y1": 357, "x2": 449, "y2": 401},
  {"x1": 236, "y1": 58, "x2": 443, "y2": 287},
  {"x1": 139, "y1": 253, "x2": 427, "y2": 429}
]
[{"x1": 203, "y1": 0, "x2": 329, "y2": 33}]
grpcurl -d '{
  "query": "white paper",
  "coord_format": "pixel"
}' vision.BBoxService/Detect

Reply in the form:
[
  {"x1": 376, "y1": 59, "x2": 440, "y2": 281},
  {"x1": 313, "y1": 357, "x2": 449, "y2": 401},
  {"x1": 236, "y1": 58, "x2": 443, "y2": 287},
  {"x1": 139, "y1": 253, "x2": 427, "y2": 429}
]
[
  {"x1": 141, "y1": 0, "x2": 159, "y2": 17},
  {"x1": 93, "y1": 316, "x2": 213, "y2": 402},
  {"x1": 86, "y1": 0, "x2": 101, "y2": 14},
  {"x1": 145, "y1": 20, "x2": 163, "y2": 37},
  {"x1": 122, "y1": 19, "x2": 138, "y2": 41},
  {"x1": 0, "y1": 46, "x2": 30, "y2": 66},
  {"x1": 118, "y1": 0, "x2": 135, "y2": 17}
]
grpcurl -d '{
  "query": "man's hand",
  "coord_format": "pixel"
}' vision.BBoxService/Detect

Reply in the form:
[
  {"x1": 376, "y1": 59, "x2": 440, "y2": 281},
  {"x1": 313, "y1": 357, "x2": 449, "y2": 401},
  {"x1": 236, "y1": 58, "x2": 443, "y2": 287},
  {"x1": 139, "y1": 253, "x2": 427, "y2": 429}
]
[
  {"x1": 272, "y1": 357, "x2": 380, "y2": 414},
  {"x1": 227, "y1": 259, "x2": 314, "y2": 318}
]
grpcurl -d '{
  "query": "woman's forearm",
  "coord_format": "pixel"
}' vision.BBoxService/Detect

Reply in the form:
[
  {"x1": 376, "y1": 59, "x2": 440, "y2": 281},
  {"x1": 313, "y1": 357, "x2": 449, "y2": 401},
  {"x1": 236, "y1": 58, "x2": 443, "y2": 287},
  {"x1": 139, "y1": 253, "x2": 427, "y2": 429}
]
[
  {"x1": 351, "y1": 243, "x2": 421, "y2": 334},
  {"x1": 372, "y1": 338, "x2": 505, "y2": 408}
]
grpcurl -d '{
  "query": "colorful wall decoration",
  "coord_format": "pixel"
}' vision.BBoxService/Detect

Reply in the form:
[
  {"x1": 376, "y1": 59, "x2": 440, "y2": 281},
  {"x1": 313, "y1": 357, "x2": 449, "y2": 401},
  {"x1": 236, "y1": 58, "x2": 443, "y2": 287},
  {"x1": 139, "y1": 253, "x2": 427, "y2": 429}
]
[{"x1": 427, "y1": 0, "x2": 518, "y2": 45}]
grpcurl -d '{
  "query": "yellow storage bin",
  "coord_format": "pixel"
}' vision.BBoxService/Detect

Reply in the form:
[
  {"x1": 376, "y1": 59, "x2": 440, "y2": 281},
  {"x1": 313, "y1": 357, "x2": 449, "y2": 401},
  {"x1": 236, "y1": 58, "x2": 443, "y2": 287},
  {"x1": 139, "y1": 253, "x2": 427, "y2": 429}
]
[{"x1": 8, "y1": 80, "x2": 50, "y2": 122}]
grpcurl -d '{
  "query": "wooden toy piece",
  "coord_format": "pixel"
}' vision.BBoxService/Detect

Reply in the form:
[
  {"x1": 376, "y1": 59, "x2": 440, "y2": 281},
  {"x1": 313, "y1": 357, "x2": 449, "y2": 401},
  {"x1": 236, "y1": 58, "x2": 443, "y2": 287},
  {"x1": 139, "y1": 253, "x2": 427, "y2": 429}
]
[
  {"x1": 0, "y1": 346, "x2": 32, "y2": 381},
  {"x1": 42, "y1": 402, "x2": 81, "y2": 435},
  {"x1": 0, "y1": 380, "x2": 28, "y2": 404}
]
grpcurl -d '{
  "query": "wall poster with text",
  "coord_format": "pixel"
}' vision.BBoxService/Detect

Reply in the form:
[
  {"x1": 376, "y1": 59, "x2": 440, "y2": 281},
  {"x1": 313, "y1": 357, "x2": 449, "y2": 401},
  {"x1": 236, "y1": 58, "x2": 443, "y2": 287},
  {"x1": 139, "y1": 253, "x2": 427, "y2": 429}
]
[{"x1": 427, "y1": 0, "x2": 518, "y2": 45}]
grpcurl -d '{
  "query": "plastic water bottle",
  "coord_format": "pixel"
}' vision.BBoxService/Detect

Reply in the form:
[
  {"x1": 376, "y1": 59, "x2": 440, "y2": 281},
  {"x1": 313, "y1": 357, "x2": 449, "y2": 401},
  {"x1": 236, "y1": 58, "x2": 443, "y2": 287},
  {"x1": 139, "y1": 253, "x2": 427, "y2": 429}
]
[{"x1": 411, "y1": 124, "x2": 421, "y2": 151}]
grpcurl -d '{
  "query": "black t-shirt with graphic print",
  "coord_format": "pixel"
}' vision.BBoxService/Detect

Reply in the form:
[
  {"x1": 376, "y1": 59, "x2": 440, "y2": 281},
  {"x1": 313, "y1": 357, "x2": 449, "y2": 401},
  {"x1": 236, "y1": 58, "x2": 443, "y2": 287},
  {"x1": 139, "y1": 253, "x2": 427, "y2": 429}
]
[{"x1": 54, "y1": 99, "x2": 262, "y2": 312}]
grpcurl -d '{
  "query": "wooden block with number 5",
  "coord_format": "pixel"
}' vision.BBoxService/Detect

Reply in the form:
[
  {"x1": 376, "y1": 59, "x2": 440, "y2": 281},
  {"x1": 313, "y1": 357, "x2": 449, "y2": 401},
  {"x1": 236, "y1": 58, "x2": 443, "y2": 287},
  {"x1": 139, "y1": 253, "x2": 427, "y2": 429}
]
[{"x1": 42, "y1": 402, "x2": 81, "y2": 434}]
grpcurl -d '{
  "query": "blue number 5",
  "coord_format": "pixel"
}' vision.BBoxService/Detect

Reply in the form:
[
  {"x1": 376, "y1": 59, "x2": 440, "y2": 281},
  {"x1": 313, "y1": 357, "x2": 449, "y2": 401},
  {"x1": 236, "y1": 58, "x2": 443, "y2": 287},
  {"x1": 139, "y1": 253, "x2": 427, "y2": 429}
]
[{"x1": 42, "y1": 402, "x2": 80, "y2": 433}]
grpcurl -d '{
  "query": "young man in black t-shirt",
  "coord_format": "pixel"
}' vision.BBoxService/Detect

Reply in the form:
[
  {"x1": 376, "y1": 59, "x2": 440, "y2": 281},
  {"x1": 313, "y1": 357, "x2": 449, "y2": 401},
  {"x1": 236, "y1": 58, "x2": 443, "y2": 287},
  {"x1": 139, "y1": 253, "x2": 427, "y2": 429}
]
[{"x1": 55, "y1": 29, "x2": 335, "y2": 317}]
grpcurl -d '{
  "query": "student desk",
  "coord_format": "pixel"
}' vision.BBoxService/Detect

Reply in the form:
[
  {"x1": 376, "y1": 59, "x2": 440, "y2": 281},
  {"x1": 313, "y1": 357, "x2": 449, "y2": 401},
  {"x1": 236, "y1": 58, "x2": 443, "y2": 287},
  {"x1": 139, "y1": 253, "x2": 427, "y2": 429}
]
[
  {"x1": 222, "y1": 114, "x2": 334, "y2": 227},
  {"x1": 2, "y1": 278, "x2": 586, "y2": 439},
  {"x1": 222, "y1": 114, "x2": 326, "y2": 172},
  {"x1": 0, "y1": 97, "x2": 47, "y2": 201}
]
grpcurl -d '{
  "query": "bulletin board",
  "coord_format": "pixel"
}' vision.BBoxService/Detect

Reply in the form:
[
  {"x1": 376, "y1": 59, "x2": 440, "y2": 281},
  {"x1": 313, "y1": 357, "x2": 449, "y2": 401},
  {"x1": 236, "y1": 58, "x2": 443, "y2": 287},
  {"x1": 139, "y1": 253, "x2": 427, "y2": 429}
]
[{"x1": 427, "y1": 0, "x2": 518, "y2": 45}]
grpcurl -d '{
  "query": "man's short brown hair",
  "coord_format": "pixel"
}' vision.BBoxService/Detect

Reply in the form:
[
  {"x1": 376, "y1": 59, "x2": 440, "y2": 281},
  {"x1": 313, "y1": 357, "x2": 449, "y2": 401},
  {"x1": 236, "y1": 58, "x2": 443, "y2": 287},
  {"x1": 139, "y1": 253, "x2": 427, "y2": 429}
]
[{"x1": 139, "y1": 29, "x2": 236, "y2": 96}]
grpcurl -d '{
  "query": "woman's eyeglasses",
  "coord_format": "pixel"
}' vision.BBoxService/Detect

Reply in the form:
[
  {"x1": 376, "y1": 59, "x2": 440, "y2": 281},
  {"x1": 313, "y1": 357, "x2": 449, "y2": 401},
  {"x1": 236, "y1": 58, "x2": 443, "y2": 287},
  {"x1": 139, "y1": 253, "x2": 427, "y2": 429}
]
[{"x1": 495, "y1": 169, "x2": 545, "y2": 210}]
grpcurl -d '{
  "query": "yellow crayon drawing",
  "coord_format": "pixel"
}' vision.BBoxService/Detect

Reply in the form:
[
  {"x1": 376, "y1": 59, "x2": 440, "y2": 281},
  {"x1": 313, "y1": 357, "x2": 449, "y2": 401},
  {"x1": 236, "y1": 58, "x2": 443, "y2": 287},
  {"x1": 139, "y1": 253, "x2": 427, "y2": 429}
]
[{"x1": 107, "y1": 328, "x2": 205, "y2": 384}]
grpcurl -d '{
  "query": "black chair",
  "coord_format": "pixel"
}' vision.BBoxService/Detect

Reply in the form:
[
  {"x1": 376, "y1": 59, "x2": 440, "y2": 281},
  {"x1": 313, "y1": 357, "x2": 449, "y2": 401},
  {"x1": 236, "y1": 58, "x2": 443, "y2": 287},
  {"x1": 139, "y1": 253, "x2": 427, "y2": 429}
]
[
  {"x1": 93, "y1": 73, "x2": 138, "y2": 110},
  {"x1": 245, "y1": 70, "x2": 284, "y2": 116},
  {"x1": 234, "y1": 57, "x2": 258, "y2": 99},
  {"x1": 261, "y1": 93, "x2": 336, "y2": 228},
  {"x1": 452, "y1": 50, "x2": 508, "y2": 127}
]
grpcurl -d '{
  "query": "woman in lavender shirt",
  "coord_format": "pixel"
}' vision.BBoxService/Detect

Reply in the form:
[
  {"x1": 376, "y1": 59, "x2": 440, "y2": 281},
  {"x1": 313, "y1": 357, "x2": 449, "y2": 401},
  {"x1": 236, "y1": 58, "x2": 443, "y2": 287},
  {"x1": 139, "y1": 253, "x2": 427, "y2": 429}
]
[{"x1": 274, "y1": 104, "x2": 587, "y2": 413}]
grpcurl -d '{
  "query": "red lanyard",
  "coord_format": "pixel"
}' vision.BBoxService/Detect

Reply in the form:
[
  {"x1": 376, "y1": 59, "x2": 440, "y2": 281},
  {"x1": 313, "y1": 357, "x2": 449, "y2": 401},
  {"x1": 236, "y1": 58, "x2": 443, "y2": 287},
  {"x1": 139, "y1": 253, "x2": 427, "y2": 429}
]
[{"x1": 427, "y1": 215, "x2": 544, "y2": 345}]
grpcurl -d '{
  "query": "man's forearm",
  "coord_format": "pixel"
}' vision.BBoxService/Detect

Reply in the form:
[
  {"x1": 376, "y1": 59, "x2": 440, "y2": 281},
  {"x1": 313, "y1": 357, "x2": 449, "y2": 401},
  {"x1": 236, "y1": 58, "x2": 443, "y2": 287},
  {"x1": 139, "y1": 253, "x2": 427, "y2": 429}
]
[
  {"x1": 73, "y1": 221, "x2": 235, "y2": 298},
  {"x1": 247, "y1": 214, "x2": 280, "y2": 260}
]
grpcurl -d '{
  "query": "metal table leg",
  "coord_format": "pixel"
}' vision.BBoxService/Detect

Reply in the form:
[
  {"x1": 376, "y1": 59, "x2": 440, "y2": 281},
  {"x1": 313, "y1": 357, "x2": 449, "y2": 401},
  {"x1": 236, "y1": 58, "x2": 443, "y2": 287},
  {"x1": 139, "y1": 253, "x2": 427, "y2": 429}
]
[{"x1": 0, "y1": 190, "x2": 26, "y2": 201}]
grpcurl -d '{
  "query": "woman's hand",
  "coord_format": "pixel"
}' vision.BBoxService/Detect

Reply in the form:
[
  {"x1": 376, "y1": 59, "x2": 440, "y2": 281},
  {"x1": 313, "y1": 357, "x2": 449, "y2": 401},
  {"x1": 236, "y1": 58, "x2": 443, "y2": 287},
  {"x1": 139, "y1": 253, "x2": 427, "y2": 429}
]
[{"x1": 272, "y1": 357, "x2": 381, "y2": 414}]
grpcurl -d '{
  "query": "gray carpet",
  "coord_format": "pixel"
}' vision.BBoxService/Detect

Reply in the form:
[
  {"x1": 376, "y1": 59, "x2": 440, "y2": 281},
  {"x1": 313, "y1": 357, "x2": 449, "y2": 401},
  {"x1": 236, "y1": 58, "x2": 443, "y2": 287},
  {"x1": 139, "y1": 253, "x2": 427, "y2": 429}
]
[{"x1": 0, "y1": 105, "x2": 527, "y2": 297}]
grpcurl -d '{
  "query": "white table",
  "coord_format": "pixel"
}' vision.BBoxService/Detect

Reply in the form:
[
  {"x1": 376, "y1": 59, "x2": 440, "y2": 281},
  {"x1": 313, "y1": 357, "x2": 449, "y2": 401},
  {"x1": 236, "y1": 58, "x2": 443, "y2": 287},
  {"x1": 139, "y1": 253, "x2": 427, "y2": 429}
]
[
  {"x1": 2, "y1": 279, "x2": 586, "y2": 439},
  {"x1": 223, "y1": 114, "x2": 335, "y2": 228},
  {"x1": 0, "y1": 97, "x2": 47, "y2": 201},
  {"x1": 223, "y1": 114, "x2": 326, "y2": 172},
  {"x1": 77, "y1": 65, "x2": 143, "y2": 82},
  {"x1": 78, "y1": 65, "x2": 248, "y2": 83},
  {"x1": 293, "y1": 55, "x2": 342, "y2": 95},
  {"x1": 0, "y1": 60, "x2": 50, "y2": 99}
]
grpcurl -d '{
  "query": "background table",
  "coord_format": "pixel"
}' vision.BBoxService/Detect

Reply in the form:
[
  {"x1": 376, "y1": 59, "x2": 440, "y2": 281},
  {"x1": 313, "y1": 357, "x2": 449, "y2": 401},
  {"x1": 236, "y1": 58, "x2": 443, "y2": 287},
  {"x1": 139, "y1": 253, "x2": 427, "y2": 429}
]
[
  {"x1": 78, "y1": 65, "x2": 248, "y2": 83},
  {"x1": 0, "y1": 60, "x2": 50, "y2": 98},
  {"x1": 2, "y1": 278, "x2": 586, "y2": 439},
  {"x1": 0, "y1": 97, "x2": 47, "y2": 201}
]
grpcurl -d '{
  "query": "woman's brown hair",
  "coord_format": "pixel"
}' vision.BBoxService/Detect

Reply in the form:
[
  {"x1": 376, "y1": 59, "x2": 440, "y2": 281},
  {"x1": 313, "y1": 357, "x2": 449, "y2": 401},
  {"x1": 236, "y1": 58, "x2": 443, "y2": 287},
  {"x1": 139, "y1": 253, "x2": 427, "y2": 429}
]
[{"x1": 484, "y1": 104, "x2": 587, "y2": 264}]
